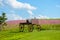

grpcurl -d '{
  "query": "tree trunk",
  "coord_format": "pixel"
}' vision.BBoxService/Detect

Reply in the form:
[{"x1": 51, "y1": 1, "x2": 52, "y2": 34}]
[{"x1": 0, "y1": 24, "x2": 2, "y2": 31}]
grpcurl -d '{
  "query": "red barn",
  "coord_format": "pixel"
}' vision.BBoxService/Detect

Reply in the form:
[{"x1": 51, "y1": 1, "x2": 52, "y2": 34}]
[
  {"x1": 7, "y1": 19, "x2": 60, "y2": 25},
  {"x1": 32, "y1": 19, "x2": 60, "y2": 24}
]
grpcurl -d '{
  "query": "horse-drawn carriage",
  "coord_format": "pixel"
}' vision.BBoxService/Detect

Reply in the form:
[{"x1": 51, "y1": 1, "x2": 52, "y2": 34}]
[{"x1": 19, "y1": 19, "x2": 41, "y2": 32}]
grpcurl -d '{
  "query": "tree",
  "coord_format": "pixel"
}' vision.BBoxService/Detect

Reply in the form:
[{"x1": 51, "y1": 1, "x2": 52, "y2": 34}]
[{"x1": 0, "y1": 13, "x2": 7, "y2": 31}]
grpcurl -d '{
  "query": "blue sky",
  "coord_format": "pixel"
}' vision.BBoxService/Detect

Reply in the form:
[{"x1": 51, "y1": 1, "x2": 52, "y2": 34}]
[{"x1": 0, "y1": 0, "x2": 60, "y2": 20}]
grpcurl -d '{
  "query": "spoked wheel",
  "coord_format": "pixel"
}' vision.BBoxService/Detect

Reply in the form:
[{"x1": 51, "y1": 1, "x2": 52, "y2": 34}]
[
  {"x1": 28, "y1": 24, "x2": 34, "y2": 32},
  {"x1": 36, "y1": 25, "x2": 41, "y2": 31},
  {"x1": 19, "y1": 24, "x2": 24, "y2": 32}
]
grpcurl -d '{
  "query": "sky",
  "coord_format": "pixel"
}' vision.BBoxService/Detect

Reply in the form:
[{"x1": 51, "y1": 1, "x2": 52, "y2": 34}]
[{"x1": 0, "y1": 0, "x2": 60, "y2": 20}]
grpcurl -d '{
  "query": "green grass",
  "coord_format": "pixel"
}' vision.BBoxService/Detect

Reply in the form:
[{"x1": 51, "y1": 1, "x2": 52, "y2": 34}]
[
  {"x1": 0, "y1": 30, "x2": 60, "y2": 40},
  {"x1": 0, "y1": 24, "x2": 60, "y2": 40},
  {"x1": 41, "y1": 24, "x2": 60, "y2": 30}
]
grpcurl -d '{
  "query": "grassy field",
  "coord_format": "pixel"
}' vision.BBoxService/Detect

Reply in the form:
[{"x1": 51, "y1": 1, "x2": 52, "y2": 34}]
[
  {"x1": 41, "y1": 24, "x2": 60, "y2": 30},
  {"x1": 0, "y1": 24, "x2": 60, "y2": 40},
  {"x1": 0, "y1": 30, "x2": 60, "y2": 40}
]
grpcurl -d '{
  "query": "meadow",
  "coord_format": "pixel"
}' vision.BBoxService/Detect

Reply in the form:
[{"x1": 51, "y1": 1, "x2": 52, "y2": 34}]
[{"x1": 0, "y1": 24, "x2": 60, "y2": 40}]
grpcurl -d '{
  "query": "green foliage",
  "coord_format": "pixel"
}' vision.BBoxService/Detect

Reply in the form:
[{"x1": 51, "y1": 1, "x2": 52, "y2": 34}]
[
  {"x1": 0, "y1": 12, "x2": 7, "y2": 24},
  {"x1": 0, "y1": 12, "x2": 7, "y2": 31},
  {"x1": 2, "y1": 13, "x2": 7, "y2": 23},
  {"x1": 41, "y1": 24, "x2": 60, "y2": 30}
]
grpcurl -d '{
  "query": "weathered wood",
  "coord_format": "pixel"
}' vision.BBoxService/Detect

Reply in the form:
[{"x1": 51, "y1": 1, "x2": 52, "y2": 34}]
[
  {"x1": 36, "y1": 25, "x2": 41, "y2": 31},
  {"x1": 19, "y1": 20, "x2": 41, "y2": 32}
]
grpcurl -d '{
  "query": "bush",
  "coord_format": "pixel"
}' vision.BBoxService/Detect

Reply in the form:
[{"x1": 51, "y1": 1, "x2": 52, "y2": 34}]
[{"x1": 41, "y1": 24, "x2": 60, "y2": 30}]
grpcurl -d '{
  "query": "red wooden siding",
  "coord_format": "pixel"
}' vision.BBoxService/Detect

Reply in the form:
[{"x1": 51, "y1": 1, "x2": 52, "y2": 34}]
[{"x1": 32, "y1": 19, "x2": 60, "y2": 24}]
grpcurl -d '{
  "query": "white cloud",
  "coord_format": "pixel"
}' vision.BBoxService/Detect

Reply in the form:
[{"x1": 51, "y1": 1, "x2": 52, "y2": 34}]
[
  {"x1": 27, "y1": 10, "x2": 33, "y2": 15},
  {"x1": 34, "y1": 15, "x2": 50, "y2": 19},
  {"x1": 0, "y1": 0, "x2": 37, "y2": 20},
  {"x1": 4, "y1": 0, "x2": 36, "y2": 10},
  {"x1": 11, "y1": 13, "x2": 23, "y2": 20},
  {"x1": 6, "y1": 13, "x2": 23, "y2": 21},
  {"x1": 0, "y1": 0, "x2": 4, "y2": 6},
  {"x1": 0, "y1": 0, "x2": 37, "y2": 16}
]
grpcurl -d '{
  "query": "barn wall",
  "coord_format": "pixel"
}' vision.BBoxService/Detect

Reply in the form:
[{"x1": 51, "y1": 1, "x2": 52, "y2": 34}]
[
  {"x1": 7, "y1": 19, "x2": 60, "y2": 25},
  {"x1": 32, "y1": 19, "x2": 60, "y2": 24}
]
